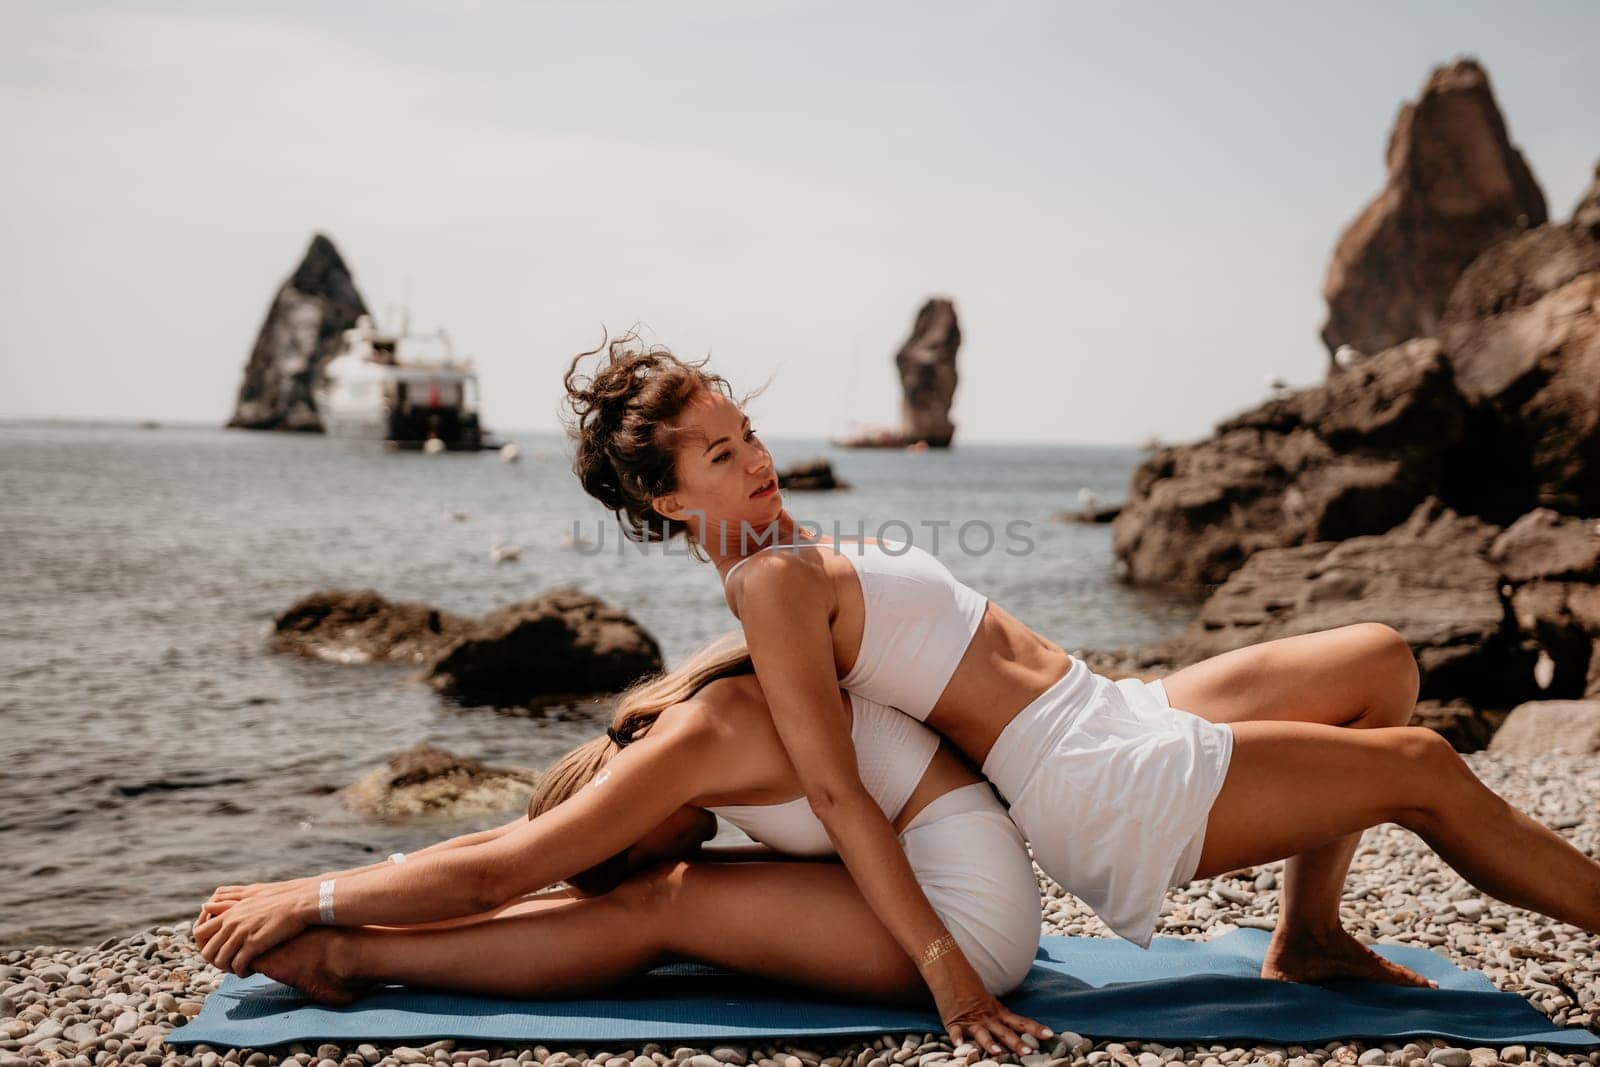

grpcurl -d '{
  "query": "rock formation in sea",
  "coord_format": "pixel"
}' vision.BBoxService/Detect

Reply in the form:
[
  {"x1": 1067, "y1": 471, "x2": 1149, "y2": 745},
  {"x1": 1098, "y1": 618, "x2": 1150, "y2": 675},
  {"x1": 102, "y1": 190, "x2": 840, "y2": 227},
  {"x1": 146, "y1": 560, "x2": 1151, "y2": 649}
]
[
  {"x1": 895, "y1": 298, "x2": 961, "y2": 447},
  {"x1": 339, "y1": 744, "x2": 540, "y2": 819},
  {"x1": 424, "y1": 587, "x2": 664, "y2": 707},
  {"x1": 271, "y1": 589, "x2": 471, "y2": 664},
  {"x1": 227, "y1": 233, "x2": 368, "y2": 432},
  {"x1": 270, "y1": 586, "x2": 663, "y2": 708},
  {"x1": 834, "y1": 298, "x2": 961, "y2": 448},
  {"x1": 776, "y1": 458, "x2": 849, "y2": 491},
  {"x1": 1319, "y1": 58, "x2": 1545, "y2": 362}
]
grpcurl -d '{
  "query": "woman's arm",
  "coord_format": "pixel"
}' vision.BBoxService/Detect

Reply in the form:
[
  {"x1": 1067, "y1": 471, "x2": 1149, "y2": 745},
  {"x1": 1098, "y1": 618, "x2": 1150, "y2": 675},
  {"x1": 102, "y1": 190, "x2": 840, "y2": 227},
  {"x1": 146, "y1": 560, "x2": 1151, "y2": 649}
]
[
  {"x1": 296, "y1": 714, "x2": 720, "y2": 924},
  {"x1": 199, "y1": 815, "x2": 532, "y2": 921},
  {"x1": 321, "y1": 814, "x2": 530, "y2": 879},
  {"x1": 734, "y1": 554, "x2": 1043, "y2": 1055}
]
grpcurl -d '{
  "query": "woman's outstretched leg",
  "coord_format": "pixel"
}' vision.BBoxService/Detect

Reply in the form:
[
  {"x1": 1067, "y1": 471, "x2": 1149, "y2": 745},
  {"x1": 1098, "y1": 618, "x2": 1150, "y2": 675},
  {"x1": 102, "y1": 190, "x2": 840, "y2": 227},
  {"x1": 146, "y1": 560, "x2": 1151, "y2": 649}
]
[
  {"x1": 1193, "y1": 719, "x2": 1600, "y2": 983},
  {"x1": 1161, "y1": 623, "x2": 1422, "y2": 980},
  {"x1": 252, "y1": 859, "x2": 929, "y2": 1006}
]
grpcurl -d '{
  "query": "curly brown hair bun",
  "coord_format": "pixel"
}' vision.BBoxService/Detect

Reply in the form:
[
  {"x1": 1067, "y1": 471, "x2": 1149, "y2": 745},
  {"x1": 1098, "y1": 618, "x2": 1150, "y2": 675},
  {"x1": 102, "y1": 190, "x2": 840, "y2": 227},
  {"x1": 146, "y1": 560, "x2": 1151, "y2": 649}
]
[{"x1": 561, "y1": 327, "x2": 766, "y2": 556}]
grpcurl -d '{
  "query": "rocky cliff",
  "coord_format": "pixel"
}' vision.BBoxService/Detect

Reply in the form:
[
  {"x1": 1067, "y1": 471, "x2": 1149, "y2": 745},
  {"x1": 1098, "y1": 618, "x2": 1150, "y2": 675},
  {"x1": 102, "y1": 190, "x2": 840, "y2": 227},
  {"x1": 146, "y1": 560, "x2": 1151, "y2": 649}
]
[{"x1": 1319, "y1": 58, "x2": 1545, "y2": 362}]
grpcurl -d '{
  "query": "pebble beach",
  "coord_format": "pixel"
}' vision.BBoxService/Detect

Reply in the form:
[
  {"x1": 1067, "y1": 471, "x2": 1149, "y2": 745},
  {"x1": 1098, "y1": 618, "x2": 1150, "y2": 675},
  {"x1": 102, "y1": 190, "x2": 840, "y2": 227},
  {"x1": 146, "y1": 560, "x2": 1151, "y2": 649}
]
[{"x1": 4, "y1": 751, "x2": 1595, "y2": 1067}]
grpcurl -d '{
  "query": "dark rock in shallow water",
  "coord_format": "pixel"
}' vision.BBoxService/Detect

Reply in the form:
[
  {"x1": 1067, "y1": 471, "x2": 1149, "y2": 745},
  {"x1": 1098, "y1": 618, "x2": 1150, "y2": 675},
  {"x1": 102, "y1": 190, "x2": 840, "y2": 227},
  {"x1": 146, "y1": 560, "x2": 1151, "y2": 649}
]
[
  {"x1": 340, "y1": 744, "x2": 539, "y2": 819},
  {"x1": 271, "y1": 589, "x2": 471, "y2": 665},
  {"x1": 273, "y1": 587, "x2": 662, "y2": 707},
  {"x1": 1319, "y1": 58, "x2": 1545, "y2": 362},
  {"x1": 228, "y1": 233, "x2": 368, "y2": 432},
  {"x1": 1055, "y1": 505, "x2": 1122, "y2": 525},
  {"x1": 1112, "y1": 339, "x2": 1468, "y2": 587},
  {"x1": 776, "y1": 458, "x2": 848, "y2": 491},
  {"x1": 424, "y1": 587, "x2": 663, "y2": 707}
]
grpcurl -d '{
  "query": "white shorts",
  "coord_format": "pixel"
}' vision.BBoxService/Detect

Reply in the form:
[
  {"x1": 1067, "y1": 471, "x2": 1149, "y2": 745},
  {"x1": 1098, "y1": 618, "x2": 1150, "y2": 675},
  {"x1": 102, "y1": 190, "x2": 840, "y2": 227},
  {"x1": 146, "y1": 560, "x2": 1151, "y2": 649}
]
[
  {"x1": 897, "y1": 781, "x2": 1043, "y2": 995},
  {"x1": 979, "y1": 657, "x2": 1234, "y2": 949}
]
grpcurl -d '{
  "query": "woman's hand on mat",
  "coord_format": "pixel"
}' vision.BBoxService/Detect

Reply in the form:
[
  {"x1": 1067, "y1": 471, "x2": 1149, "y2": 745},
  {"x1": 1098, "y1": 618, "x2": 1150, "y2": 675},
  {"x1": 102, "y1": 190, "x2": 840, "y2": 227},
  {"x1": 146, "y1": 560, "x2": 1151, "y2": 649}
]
[
  {"x1": 928, "y1": 963, "x2": 1052, "y2": 1056},
  {"x1": 193, "y1": 887, "x2": 308, "y2": 977}
]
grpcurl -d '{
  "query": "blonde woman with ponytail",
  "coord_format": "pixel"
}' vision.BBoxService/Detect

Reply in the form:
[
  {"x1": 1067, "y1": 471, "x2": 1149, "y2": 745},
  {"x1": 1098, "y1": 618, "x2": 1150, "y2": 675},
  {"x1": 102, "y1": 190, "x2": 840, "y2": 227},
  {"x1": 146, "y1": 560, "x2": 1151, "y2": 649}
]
[{"x1": 194, "y1": 633, "x2": 1046, "y2": 1049}]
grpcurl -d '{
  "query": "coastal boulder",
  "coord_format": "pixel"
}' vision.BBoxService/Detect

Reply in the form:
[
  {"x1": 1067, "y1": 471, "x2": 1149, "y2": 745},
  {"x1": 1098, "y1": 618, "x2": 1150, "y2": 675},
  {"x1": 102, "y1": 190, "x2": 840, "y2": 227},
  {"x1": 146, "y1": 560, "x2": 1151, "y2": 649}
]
[
  {"x1": 1439, "y1": 218, "x2": 1600, "y2": 515},
  {"x1": 1319, "y1": 58, "x2": 1545, "y2": 361},
  {"x1": 228, "y1": 233, "x2": 368, "y2": 432},
  {"x1": 1099, "y1": 500, "x2": 1535, "y2": 748},
  {"x1": 271, "y1": 589, "x2": 471, "y2": 665},
  {"x1": 340, "y1": 745, "x2": 539, "y2": 819},
  {"x1": 424, "y1": 587, "x2": 663, "y2": 707},
  {"x1": 1112, "y1": 339, "x2": 1468, "y2": 586},
  {"x1": 1487, "y1": 700, "x2": 1600, "y2": 756}
]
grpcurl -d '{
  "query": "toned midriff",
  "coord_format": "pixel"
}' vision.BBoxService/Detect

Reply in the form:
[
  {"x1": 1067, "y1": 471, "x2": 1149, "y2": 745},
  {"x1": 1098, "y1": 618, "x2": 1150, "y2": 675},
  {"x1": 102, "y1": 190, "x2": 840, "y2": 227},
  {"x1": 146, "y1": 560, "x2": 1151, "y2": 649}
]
[{"x1": 724, "y1": 538, "x2": 1075, "y2": 772}]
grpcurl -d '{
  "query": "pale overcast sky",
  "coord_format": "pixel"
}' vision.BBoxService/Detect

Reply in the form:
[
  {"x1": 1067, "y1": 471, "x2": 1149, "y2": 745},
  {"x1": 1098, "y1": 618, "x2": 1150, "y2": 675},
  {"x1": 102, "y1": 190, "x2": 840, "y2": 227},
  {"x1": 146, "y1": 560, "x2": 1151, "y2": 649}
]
[{"x1": 3, "y1": 2, "x2": 1596, "y2": 445}]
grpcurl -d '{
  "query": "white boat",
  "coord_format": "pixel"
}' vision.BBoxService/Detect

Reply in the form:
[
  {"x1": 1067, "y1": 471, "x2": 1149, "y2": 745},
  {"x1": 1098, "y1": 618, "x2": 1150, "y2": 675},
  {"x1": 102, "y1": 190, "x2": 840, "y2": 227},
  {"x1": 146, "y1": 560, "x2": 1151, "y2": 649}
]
[{"x1": 314, "y1": 313, "x2": 493, "y2": 450}]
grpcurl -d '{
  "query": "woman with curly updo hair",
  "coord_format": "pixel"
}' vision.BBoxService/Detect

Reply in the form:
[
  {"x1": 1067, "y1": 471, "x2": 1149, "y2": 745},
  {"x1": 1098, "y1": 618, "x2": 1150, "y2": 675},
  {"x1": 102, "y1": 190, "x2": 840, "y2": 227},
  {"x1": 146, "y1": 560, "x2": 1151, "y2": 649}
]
[
  {"x1": 558, "y1": 328, "x2": 1600, "y2": 1048},
  {"x1": 562, "y1": 332, "x2": 772, "y2": 558}
]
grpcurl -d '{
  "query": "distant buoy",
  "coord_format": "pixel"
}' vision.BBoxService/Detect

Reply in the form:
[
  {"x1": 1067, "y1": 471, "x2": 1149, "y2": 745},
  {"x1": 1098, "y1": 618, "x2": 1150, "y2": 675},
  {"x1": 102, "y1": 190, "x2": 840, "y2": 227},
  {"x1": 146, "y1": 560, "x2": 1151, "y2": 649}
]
[
  {"x1": 446, "y1": 509, "x2": 470, "y2": 523},
  {"x1": 500, "y1": 443, "x2": 522, "y2": 463},
  {"x1": 490, "y1": 543, "x2": 522, "y2": 564},
  {"x1": 423, "y1": 438, "x2": 446, "y2": 455}
]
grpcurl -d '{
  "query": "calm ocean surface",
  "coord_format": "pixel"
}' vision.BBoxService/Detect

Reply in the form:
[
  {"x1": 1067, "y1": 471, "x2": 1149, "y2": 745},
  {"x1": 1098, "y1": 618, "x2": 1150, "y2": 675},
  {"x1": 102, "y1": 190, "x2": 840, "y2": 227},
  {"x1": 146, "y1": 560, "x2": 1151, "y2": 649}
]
[{"x1": 0, "y1": 420, "x2": 1198, "y2": 949}]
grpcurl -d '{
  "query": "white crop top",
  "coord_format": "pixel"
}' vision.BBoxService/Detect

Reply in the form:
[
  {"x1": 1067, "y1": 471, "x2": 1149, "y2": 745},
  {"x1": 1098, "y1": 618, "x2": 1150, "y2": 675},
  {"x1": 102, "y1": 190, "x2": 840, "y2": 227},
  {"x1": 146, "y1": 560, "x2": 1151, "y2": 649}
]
[
  {"x1": 706, "y1": 690, "x2": 940, "y2": 855},
  {"x1": 722, "y1": 538, "x2": 989, "y2": 721}
]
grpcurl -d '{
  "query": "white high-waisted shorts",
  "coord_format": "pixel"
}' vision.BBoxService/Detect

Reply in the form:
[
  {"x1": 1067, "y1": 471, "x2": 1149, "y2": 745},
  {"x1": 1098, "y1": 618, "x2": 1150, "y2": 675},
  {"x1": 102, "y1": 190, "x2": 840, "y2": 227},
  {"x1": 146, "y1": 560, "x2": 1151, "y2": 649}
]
[
  {"x1": 979, "y1": 657, "x2": 1234, "y2": 949},
  {"x1": 897, "y1": 781, "x2": 1043, "y2": 995}
]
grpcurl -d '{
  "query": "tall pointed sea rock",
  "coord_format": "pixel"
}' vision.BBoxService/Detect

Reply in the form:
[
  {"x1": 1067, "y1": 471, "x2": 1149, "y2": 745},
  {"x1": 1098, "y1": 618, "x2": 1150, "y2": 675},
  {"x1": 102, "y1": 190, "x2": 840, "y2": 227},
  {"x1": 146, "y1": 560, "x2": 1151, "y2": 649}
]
[{"x1": 228, "y1": 233, "x2": 368, "y2": 431}]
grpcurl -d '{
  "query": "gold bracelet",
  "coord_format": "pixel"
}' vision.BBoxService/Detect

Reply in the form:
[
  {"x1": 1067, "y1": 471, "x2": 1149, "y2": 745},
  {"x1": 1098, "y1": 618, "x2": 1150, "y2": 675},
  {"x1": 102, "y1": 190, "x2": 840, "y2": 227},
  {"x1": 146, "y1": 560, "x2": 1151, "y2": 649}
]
[{"x1": 917, "y1": 934, "x2": 958, "y2": 968}]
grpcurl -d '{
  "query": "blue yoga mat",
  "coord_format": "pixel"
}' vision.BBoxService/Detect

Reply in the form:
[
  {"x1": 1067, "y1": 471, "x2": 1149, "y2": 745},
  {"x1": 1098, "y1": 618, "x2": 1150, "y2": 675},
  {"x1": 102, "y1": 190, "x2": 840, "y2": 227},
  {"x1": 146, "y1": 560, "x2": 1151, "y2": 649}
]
[{"x1": 169, "y1": 929, "x2": 1598, "y2": 1049}]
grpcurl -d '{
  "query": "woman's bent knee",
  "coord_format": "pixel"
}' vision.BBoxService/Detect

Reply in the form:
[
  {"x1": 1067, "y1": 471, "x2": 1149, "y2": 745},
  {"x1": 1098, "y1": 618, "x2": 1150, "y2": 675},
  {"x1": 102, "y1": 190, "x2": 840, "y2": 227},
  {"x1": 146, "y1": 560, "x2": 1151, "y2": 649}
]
[
  {"x1": 1387, "y1": 726, "x2": 1466, "y2": 834},
  {"x1": 1353, "y1": 622, "x2": 1419, "y2": 707}
]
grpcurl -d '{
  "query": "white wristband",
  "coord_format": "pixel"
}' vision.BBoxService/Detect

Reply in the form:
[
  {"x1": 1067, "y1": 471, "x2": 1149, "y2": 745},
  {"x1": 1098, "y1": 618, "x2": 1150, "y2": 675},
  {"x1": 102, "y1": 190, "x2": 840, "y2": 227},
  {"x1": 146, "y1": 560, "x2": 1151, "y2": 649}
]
[
  {"x1": 387, "y1": 852, "x2": 407, "y2": 865},
  {"x1": 318, "y1": 878, "x2": 336, "y2": 923}
]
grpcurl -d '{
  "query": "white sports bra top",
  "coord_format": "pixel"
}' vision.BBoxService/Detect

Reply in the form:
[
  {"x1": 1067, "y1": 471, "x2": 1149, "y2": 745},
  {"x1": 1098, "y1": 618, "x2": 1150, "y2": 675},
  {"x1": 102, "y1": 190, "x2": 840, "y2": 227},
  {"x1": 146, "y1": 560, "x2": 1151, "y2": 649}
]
[
  {"x1": 706, "y1": 690, "x2": 940, "y2": 856},
  {"x1": 721, "y1": 538, "x2": 989, "y2": 721}
]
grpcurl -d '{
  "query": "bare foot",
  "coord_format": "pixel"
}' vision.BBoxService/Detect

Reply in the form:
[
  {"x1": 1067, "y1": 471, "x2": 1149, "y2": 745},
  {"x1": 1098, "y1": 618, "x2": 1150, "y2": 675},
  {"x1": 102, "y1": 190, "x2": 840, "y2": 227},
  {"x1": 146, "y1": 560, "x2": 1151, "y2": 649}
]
[
  {"x1": 252, "y1": 928, "x2": 375, "y2": 1006},
  {"x1": 1261, "y1": 923, "x2": 1438, "y2": 989}
]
